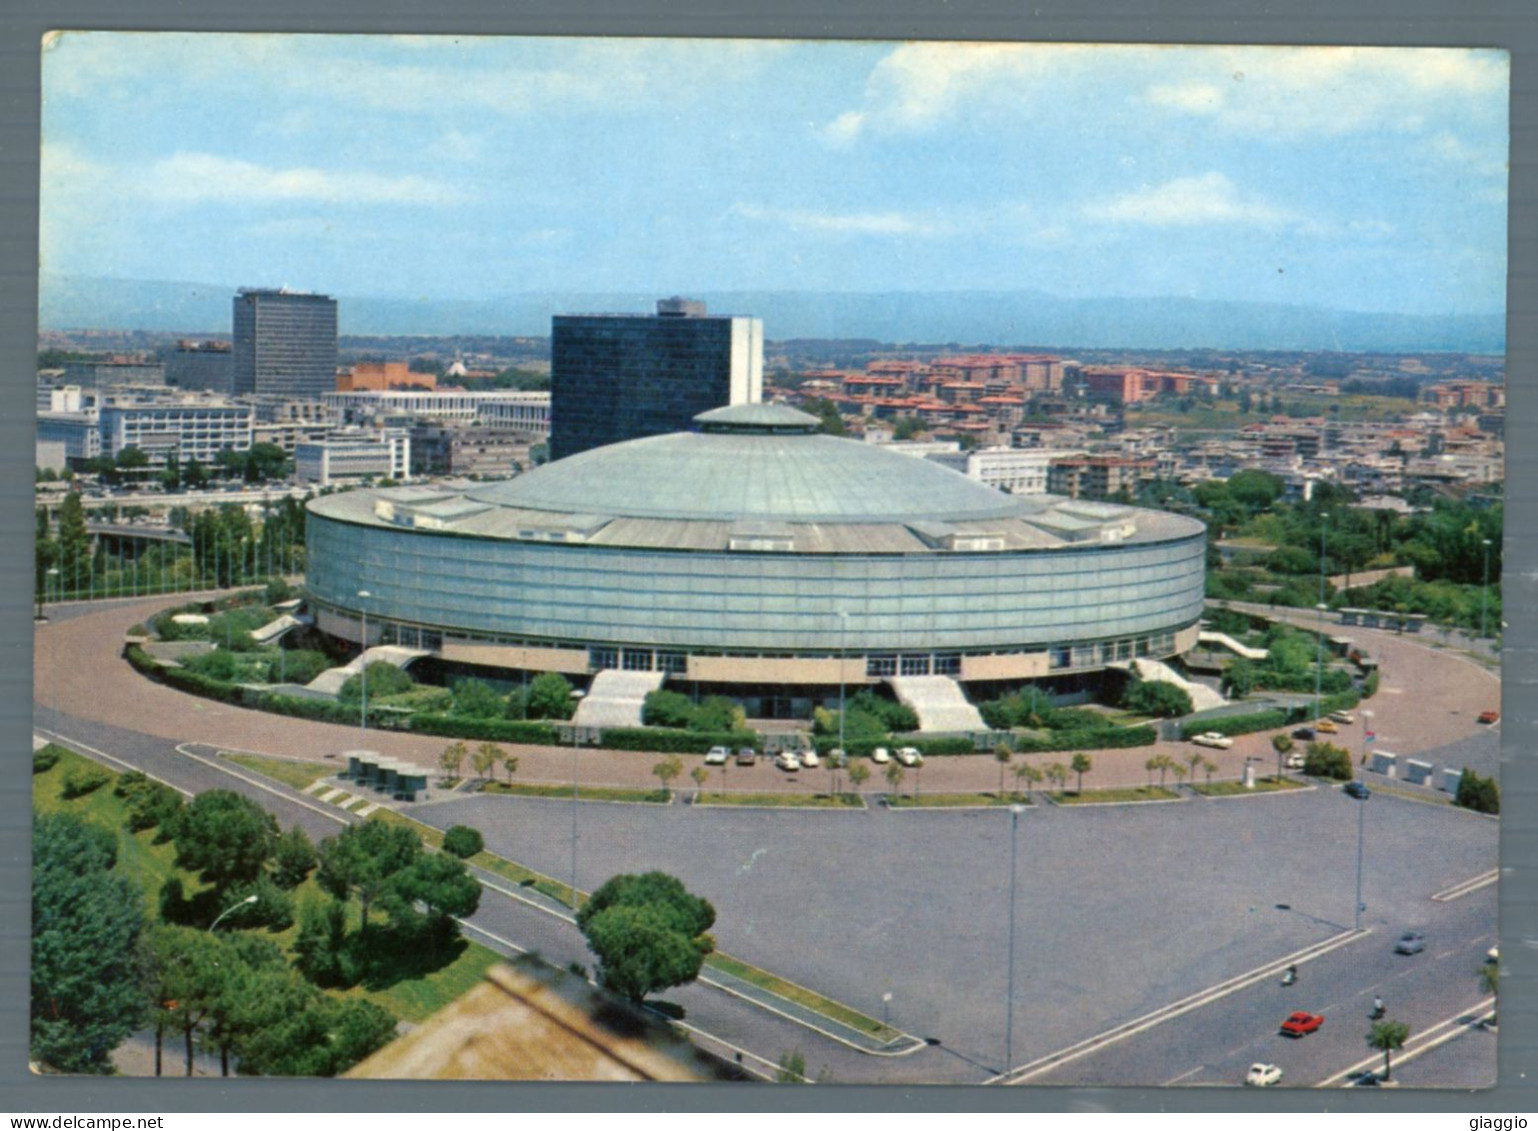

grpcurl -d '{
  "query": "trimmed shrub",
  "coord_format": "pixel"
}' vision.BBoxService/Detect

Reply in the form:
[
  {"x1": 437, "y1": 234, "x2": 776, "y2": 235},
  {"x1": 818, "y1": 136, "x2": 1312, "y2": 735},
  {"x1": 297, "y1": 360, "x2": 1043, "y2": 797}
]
[
  {"x1": 450, "y1": 679, "x2": 506, "y2": 719},
  {"x1": 60, "y1": 764, "x2": 111, "y2": 799},
  {"x1": 598, "y1": 728, "x2": 758, "y2": 754},
  {"x1": 274, "y1": 649, "x2": 333, "y2": 686},
  {"x1": 1179, "y1": 707, "x2": 1301, "y2": 740},
  {"x1": 1120, "y1": 679, "x2": 1194, "y2": 718},
  {"x1": 1303, "y1": 741, "x2": 1354, "y2": 780},
  {"x1": 1454, "y1": 770, "x2": 1500, "y2": 815},
  {"x1": 904, "y1": 736, "x2": 976, "y2": 757},
  {"x1": 642, "y1": 689, "x2": 695, "y2": 729},
  {"x1": 338, "y1": 661, "x2": 414, "y2": 704},
  {"x1": 32, "y1": 747, "x2": 60, "y2": 774},
  {"x1": 442, "y1": 825, "x2": 485, "y2": 859},
  {"x1": 408, "y1": 713, "x2": 559, "y2": 744}
]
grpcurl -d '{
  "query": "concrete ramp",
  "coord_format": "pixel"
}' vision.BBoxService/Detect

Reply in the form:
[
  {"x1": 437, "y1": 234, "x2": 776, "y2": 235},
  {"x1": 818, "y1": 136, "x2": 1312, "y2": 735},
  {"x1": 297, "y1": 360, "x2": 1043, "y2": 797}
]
[
  {"x1": 573, "y1": 669, "x2": 667, "y2": 729},
  {"x1": 306, "y1": 645, "x2": 431, "y2": 696},
  {"x1": 1114, "y1": 658, "x2": 1227, "y2": 712},
  {"x1": 251, "y1": 612, "x2": 314, "y2": 646},
  {"x1": 888, "y1": 675, "x2": 986, "y2": 733},
  {"x1": 1197, "y1": 630, "x2": 1268, "y2": 661}
]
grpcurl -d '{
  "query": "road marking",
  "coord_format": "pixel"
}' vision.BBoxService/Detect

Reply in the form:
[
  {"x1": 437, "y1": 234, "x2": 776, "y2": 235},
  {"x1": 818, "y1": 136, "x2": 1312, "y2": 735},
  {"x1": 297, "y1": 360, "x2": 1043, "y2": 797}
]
[
  {"x1": 1164, "y1": 1064, "x2": 1205, "y2": 1086},
  {"x1": 176, "y1": 744, "x2": 353, "y2": 825},
  {"x1": 1315, "y1": 998, "x2": 1494, "y2": 1087},
  {"x1": 35, "y1": 729, "x2": 193, "y2": 798},
  {"x1": 1432, "y1": 870, "x2": 1498, "y2": 901},
  {"x1": 994, "y1": 928, "x2": 1370, "y2": 1084}
]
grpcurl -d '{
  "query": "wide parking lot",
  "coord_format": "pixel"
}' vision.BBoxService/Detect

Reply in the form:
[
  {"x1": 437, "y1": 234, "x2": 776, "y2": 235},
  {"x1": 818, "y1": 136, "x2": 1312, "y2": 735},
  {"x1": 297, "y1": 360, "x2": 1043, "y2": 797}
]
[{"x1": 417, "y1": 779, "x2": 1496, "y2": 1078}]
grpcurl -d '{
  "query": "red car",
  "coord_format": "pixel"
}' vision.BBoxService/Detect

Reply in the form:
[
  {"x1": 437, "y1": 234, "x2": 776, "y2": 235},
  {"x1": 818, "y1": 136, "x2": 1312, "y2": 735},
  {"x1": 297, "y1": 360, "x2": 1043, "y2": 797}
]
[
  {"x1": 1280, "y1": 1011, "x2": 1324, "y2": 1038},
  {"x1": 1478, "y1": 710, "x2": 1500, "y2": 725}
]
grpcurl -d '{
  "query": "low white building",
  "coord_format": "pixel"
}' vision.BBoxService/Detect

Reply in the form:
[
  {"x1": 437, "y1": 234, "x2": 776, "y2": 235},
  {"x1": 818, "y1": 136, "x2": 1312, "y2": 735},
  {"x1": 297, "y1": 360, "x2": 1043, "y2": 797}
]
[{"x1": 295, "y1": 427, "x2": 411, "y2": 487}]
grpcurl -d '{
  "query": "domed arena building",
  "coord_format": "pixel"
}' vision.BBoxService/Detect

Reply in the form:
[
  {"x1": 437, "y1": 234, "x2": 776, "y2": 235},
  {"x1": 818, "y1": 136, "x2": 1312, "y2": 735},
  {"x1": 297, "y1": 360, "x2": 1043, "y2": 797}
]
[{"x1": 304, "y1": 404, "x2": 1206, "y2": 725}]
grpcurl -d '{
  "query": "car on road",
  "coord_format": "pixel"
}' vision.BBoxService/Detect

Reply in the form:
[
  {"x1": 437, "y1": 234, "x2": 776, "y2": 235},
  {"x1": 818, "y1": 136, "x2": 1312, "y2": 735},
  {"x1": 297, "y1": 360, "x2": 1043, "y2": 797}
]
[
  {"x1": 1478, "y1": 709, "x2": 1500, "y2": 724},
  {"x1": 704, "y1": 746, "x2": 729, "y2": 765},
  {"x1": 895, "y1": 746, "x2": 922, "y2": 767},
  {"x1": 870, "y1": 747, "x2": 891, "y2": 764},
  {"x1": 1395, "y1": 931, "x2": 1426, "y2": 955},
  {"x1": 775, "y1": 751, "x2": 801, "y2": 772},
  {"x1": 1343, "y1": 780, "x2": 1370, "y2": 799},
  {"x1": 800, "y1": 748, "x2": 820, "y2": 768},
  {"x1": 1245, "y1": 1063, "x2": 1283, "y2": 1087},
  {"x1": 1315, "y1": 720, "x2": 1338, "y2": 734},
  {"x1": 1279, "y1": 1011, "x2": 1324, "y2": 1037},
  {"x1": 1487, "y1": 945, "x2": 1499, "y2": 964},
  {"x1": 1347, "y1": 1071, "x2": 1382, "y2": 1087},
  {"x1": 735, "y1": 747, "x2": 757, "y2": 766},
  {"x1": 1329, "y1": 711, "x2": 1356, "y2": 724},
  {"x1": 1292, "y1": 727, "x2": 1316, "y2": 741},
  {"x1": 1191, "y1": 732, "x2": 1234, "y2": 749}
]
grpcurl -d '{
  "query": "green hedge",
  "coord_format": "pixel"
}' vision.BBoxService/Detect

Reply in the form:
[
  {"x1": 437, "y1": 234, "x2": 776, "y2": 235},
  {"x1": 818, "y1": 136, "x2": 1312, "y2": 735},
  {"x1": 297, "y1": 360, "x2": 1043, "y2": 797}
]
[
  {"x1": 408, "y1": 713, "x2": 559, "y2": 745},
  {"x1": 1179, "y1": 706, "x2": 1304, "y2": 740},
  {"x1": 597, "y1": 727, "x2": 758, "y2": 754},
  {"x1": 1012, "y1": 725, "x2": 1157, "y2": 753}
]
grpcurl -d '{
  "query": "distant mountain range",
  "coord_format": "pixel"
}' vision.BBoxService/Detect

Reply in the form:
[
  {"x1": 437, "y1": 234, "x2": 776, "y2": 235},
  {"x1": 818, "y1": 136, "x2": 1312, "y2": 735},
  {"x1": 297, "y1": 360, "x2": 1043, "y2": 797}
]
[{"x1": 38, "y1": 273, "x2": 1506, "y2": 354}]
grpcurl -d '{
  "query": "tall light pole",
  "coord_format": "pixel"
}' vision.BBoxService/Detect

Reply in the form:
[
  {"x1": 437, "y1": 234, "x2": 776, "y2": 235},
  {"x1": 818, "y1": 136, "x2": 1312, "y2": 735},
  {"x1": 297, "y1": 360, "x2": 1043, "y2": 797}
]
[
  {"x1": 569, "y1": 688, "x2": 585, "y2": 912},
  {"x1": 838, "y1": 610, "x2": 849, "y2": 760},
  {"x1": 209, "y1": 893, "x2": 258, "y2": 933},
  {"x1": 1359, "y1": 708, "x2": 1373, "y2": 768},
  {"x1": 1352, "y1": 791, "x2": 1367, "y2": 931},
  {"x1": 356, "y1": 590, "x2": 372, "y2": 734},
  {"x1": 45, "y1": 567, "x2": 58, "y2": 620},
  {"x1": 1005, "y1": 802, "x2": 1025, "y2": 1075},
  {"x1": 1313, "y1": 602, "x2": 1328, "y2": 722},
  {"x1": 1480, "y1": 537, "x2": 1492, "y2": 642}
]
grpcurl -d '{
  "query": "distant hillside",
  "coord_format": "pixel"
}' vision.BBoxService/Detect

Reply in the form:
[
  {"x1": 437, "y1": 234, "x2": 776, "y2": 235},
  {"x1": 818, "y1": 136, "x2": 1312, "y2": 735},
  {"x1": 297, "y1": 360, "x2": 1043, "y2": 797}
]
[{"x1": 38, "y1": 274, "x2": 1506, "y2": 354}]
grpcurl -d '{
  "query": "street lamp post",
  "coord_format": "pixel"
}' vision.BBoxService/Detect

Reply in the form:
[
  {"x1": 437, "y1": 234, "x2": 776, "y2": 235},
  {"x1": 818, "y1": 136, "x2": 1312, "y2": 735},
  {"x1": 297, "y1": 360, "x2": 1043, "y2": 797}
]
[
  {"x1": 1005, "y1": 802, "x2": 1025, "y2": 1075},
  {"x1": 209, "y1": 893, "x2": 259, "y2": 933},
  {"x1": 569, "y1": 689, "x2": 585, "y2": 912},
  {"x1": 1353, "y1": 790, "x2": 1367, "y2": 931},
  {"x1": 1481, "y1": 538, "x2": 1492, "y2": 642},
  {"x1": 1313, "y1": 602, "x2": 1328, "y2": 722},
  {"x1": 882, "y1": 992, "x2": 893, "y2": 1028},
  {"x1": 356, "y1": 590, "x2": 372, "y2": 734},
  {"x1": 838, "y1": 610, "x2": 849, "y2": 762},
  {"x1": 45, "y1": 567, "x2": 59, "y2": 620}
]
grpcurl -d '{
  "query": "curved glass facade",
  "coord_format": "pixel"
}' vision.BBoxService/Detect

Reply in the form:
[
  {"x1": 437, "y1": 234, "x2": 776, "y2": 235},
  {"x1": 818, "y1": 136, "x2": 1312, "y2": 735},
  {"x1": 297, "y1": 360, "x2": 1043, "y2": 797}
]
[{"x1": 306, "y1": 511, "x2": 1205, "y2": 659}]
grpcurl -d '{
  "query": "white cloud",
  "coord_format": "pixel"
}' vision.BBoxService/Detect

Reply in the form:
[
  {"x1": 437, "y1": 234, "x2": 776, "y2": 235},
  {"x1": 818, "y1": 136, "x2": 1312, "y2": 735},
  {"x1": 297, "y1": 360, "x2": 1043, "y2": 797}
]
[
  {"x1": 1429, "y1": 132, "x2": 1507, "y2": 179},
  {"x1": 143, "y1": 152, "x2": 467, "y2": 205},
  {"x1": 1145, "y1": 82, "x2": 1225, "y2": 115},
  {"x1": 734, "y1": 202, "x2": 948, "y2": 237},
  {"x1": 1083, "y1": 173, "x2": 1294, "y2": 228}
]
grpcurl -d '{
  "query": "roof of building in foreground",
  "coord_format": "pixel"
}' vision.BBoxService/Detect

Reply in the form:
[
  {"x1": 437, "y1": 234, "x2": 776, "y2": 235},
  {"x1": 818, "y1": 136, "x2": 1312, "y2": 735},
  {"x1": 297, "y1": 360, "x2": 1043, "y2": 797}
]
[{"x1": 309, "y1": 404, "x2": 1204, "y2": 553}]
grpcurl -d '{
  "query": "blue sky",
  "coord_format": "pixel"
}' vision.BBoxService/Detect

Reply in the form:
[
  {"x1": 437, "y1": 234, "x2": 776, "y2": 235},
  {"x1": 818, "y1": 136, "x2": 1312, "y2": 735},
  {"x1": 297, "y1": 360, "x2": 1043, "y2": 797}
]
[{"x1": 40, "y1": 34, "x2": 1509, "y2": 316}]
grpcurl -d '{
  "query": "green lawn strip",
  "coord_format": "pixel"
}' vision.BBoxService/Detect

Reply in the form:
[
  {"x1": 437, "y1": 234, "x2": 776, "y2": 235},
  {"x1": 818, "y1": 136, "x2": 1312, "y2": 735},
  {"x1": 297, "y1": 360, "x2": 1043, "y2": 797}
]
[
  {"x1": 703, "y1": 952, "x2": 897, "y2": 1042},
  {"x1": 221, "y1": 751, "x2": 335, "y2": 792},
  {"x1": 1191, "y1": 777, "x2": 1307, "y2": 796},
  {"x1": 1367, "y1": 782, "x2": 1457, "y2": 808},
  {"x1": 480, "y1": 781, "x2": 669, "y2": 804},
  {"x1": 1051, "y1": 786, "x2": 1181, "y2": 804},
  {"x1": 694, "y1": 791, "x2": 864, "y2": 808},
  {"x1": 887, "y1": 792, "x2": 1029, "y2": 808},
  {"x1": 338, "y1": 935, "x2": 505, "y2": 1024}
]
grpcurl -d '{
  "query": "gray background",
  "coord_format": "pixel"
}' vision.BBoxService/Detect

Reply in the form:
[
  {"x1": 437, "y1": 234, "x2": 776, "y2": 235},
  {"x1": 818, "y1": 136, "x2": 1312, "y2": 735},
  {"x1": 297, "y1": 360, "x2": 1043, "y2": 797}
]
[{"x1": 1, "y1": 0, "x2": 1533, "y2": 1114}]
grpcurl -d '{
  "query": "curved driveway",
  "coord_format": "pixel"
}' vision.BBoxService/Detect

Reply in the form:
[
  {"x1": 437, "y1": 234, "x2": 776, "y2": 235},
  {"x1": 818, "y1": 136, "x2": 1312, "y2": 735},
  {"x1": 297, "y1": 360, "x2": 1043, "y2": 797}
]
[{"x1": 35, "y1": 593, "x2": 1500, "y2": 793}]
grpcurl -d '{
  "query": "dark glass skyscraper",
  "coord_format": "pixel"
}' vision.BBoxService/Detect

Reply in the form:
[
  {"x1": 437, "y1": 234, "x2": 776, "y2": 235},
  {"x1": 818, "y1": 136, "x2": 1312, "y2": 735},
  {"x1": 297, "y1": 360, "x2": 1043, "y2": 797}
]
[
  {"x1": 232, "y1": 288, "x2": 338, "y2": 399},
  {"x1": 550, "y1": 297, "x2": 763, "y2": 460}
]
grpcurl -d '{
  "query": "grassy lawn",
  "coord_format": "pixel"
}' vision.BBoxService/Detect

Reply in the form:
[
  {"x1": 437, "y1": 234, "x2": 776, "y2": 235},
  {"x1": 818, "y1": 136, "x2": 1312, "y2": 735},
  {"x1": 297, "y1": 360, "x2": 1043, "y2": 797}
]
[
  {"x1": 1051, "y1": 786, "x2": 1181, "y2": 804},
  {"x1": 222, "y1": 750, "x2": 335, "y2": 792},
  {"x1": 694, "y1": 791, "x2": 864, "y2": 808},
  {"x1": 887, "y1": 792, "x2": 1031, "y2": 808},
  {"x1": 1191, "y1": 776, "x2": 1308, "y2": 796},
  {"x1": 33, "y1": 745, "x2": 512, "y2": 1026},
  {"x1": 703, "y1": 952, "x2": 896, "y2": 1042},
  {"x1": 480, "y1": 781, "x2": 670, "y2": 804}
]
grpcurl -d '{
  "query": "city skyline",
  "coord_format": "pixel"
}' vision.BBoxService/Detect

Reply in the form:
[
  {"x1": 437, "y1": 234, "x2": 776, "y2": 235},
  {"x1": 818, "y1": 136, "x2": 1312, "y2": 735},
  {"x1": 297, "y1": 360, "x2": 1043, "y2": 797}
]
[{"x1": 41, "y1": 36, "x2": 1508, "y2": 322}]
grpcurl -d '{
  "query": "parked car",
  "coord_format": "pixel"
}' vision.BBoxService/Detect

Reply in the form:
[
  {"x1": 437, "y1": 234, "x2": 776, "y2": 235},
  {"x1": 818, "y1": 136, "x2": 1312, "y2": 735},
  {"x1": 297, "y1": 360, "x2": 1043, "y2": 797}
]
[
  {"x1": 1487, "y1": 945, "x2": 1499, "y2": 964},
  {"x1": 1478, "y1": 710, "x2": 1500, "y2": 724},
  {"x1": 1395, "y1": 931, "x2": 1426, "y2": 955},
  {"x1": 1245, "y1": 1063, "x2": 1283, "y2": 1087},
  {"x1": 1191, "y1": 732, "x2": 1234, "y2": 749},
  {"x1": 1344, "y1": 780, "x2": 1371, "y2": 799},
  {"x1": 775, "y1": 751, "x2": 801, "y2": 772},
  {"x1": 1292, "y1": 727, "x2": 1316, "y2": 741},
  {"x1": 1279, "y1": 1011, "x2": 1324, "y2": 1037},
  {"x1": 1329, "y1": 711, "x2": 1356, "y2": 724},
  {"x1": 895, "y1": 746, "x2": 922, "y2": 767},
  {"x1": 735, "y1": 747, "x2": 757, "y2": 766},
  {"x1": 800, "y1": 748, "x2": 820, "y2": 768},
  {"x1": 1284, "y1": 751, "x2": 1305, "y2": 770},
  {"x1": 870, "y1": 747, "x2": 891, "y2": 764},
  {"x1": 704, "y1": 746, "x2": 730, "y2": 765},
  {"x1": 826, "y1": 747, "x2": 846, "y2": 767},
  {"x1": 1315, "y1": 720, "x2": 1338, "y2": 734}
]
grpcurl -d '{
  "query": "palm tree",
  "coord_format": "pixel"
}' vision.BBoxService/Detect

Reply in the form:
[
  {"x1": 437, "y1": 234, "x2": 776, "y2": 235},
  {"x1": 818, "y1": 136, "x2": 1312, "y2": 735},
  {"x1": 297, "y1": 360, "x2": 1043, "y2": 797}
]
[
  {"x1": 501, "y1": 753, "x2": 519, "y2": 786},
  {"x1": 1185, "y1": 750, "x2": 1204, "y2": 787},
  {"x1": 439, "y1": 741, "x2": 468, "y2": 782},
  {"x1": 1202, "y1": 757, "x2": 1217, "y2": 784},
  {"x1": 994, "y1": 743, "x2": 1013, "y2": 797},
  {"x1": 652, "y1": 755, "x2": 683, "y2": 799},
  {"x1": 884, "y1": 760, "x2": 906, "y2": 800},
  {"x1": 1043, "y1": 761, "x2": 1069, "y2": 796},
  {"x1": 1367, "y1": 1019, "x2": 1410, "y2": 1082},
  {"x1": 1479, "y1": 962, "x2": 1498, "y2": 1027},
  {"x1": 1144, "y1": 754, "x2": 1160, "y2": 787},
  {"x1": 472, "y1": 742, "x2": 502, "y2": 784},
  {"x1": 689, "y1": 764, "x2": 709, "y2": 801},
  {"x1": 1272, "y1": 733, "x2": 1294, "y2": 780},
  {"x1": 1013, "y1": 761, "x2": 1042, "y2": 802},
  {"x1": 1070, "y1": 753, "x2": 1092, "y2": 796},
  {"x1": 848, "y1": 761, "x2": 871, "y2": 796}
]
